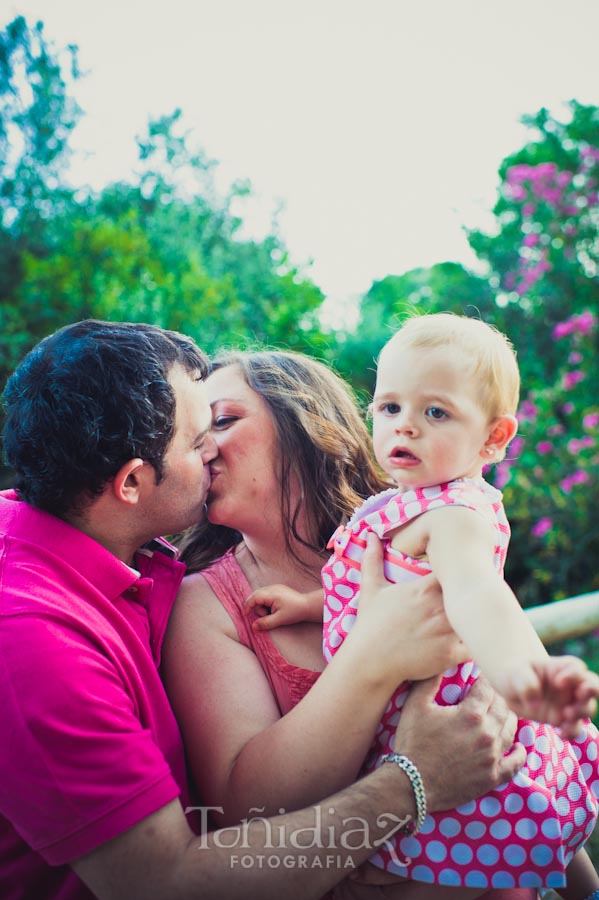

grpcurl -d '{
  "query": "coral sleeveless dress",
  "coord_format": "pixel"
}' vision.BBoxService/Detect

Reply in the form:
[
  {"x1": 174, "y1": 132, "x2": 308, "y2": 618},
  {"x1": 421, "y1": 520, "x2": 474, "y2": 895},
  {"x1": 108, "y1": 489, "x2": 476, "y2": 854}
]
[{"x1": 322, "y1": 479, "x2": 599, "y2": 891}]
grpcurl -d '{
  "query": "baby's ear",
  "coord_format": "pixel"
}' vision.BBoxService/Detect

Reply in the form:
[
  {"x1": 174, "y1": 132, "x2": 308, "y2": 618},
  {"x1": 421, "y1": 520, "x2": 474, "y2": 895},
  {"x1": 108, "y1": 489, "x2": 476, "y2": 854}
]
[{"x1": 482, "y1": 415, "x2": 518, "y2": 459}]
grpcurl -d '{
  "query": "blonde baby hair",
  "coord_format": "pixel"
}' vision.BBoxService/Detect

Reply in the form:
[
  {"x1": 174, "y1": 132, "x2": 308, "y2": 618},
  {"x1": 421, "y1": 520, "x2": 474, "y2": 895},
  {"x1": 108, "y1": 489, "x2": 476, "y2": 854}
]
[{"x1": 382, "y1": 313, "x2": 520, "y2": 419}]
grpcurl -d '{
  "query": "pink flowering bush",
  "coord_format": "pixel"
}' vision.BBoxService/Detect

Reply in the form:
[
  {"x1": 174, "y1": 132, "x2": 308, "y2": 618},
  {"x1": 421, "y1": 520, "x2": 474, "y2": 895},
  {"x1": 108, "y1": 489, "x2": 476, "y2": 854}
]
[
  {"x1": 488, "y1": 311, "x2": 598, "y2": 607},
  {"x1": 468, "y1": 102, "x2": 599, "y2": 609}
]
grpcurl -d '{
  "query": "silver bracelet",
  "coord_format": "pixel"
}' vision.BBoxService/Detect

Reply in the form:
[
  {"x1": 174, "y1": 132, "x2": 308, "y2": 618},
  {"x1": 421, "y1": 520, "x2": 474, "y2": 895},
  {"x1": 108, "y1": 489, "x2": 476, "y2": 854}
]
[{"x1": 377, "y1": 753, "x2": 427, "y2": 834}]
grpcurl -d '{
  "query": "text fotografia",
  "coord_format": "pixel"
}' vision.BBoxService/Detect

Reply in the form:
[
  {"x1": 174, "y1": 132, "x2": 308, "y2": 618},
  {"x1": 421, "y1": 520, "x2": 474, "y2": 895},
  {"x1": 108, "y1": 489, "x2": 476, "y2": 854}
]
[
  {"x1": 229, "y1": 854, "x2": 356, "y2": 870},
  {"x1": 186, "y1": 805, "x2": 412, "y2": 867}
]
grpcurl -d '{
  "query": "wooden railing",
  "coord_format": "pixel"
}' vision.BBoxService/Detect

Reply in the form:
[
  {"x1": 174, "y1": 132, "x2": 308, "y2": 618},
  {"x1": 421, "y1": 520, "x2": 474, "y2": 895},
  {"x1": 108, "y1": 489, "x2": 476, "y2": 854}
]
[{"x1": 525, "y1": 591, "x2": 599, "y2": 645}]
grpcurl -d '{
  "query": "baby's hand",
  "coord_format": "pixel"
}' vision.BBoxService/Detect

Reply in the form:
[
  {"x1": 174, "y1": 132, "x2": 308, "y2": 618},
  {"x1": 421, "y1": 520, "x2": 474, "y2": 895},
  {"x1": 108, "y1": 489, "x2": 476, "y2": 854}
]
[
  {"x1": 495, "y1": 656, "x2": 599, "y2": 737},
  {"x1": 244, "y1": 585, "x2": 323, "y2": 631},
  {"x1": 535, "y1": 655, "x2": 599, "y2": 738}
]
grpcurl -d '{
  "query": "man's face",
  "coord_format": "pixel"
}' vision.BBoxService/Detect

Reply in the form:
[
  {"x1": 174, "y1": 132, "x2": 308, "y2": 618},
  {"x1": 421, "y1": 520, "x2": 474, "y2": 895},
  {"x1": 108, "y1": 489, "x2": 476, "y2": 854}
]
[{"x1": 145, "y1": 365, "x2": 217, "y2": 536}]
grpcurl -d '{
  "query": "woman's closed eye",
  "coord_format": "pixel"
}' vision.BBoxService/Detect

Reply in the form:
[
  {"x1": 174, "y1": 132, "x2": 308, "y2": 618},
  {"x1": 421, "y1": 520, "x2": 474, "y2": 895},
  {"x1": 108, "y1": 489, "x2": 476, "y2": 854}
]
[{"x1": 212, "y1": 415, "x2": 238, "y2": 430}]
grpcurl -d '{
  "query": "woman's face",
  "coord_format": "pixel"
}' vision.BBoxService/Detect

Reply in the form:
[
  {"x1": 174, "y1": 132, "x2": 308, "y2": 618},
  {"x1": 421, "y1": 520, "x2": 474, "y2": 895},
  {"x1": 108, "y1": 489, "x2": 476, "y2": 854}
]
[{"x1": 204, "y1": 365, "x2": 281, "y2": 533}]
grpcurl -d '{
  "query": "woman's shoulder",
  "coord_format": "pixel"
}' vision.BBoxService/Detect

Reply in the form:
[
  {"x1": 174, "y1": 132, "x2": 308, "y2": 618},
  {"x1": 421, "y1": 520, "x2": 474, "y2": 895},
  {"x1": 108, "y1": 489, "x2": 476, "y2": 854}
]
[
  {"x1": 175, "y1": 565, "x2": 241, "y2": 641},
  {"x1": 179, "y1": 549, "x2": 253, "y2": 645}
]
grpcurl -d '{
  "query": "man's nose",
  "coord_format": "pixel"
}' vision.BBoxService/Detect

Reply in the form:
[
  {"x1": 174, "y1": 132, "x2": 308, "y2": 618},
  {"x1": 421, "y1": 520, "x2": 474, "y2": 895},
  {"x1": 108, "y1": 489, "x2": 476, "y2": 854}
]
[{"x1": 201, "y1": 432, "x2": 219, "y2": 463}]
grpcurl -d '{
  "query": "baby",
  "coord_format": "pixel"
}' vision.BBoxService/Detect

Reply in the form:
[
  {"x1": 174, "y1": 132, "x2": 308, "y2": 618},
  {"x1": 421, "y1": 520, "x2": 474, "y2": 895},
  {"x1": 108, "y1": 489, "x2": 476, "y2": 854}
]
[{"x1": 248, "y1": 314, "x2": 599, "y2": 897}]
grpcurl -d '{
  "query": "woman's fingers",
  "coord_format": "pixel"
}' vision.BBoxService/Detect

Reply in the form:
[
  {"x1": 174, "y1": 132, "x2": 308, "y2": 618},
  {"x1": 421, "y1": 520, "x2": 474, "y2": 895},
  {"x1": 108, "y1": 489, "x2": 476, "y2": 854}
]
[{"x1": 357, "y1": 533, "x2": 386, "y2": 604}]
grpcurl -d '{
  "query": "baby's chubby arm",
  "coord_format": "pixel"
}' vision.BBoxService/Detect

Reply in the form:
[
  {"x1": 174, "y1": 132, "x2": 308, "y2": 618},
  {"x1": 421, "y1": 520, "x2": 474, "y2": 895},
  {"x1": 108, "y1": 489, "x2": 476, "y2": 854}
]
[
  {"x1": 417, "y1": 506, "x2": 598, "y2": 732},
  {"x1": 244, "y1": 585, "x2": 324, "y2": 630}
]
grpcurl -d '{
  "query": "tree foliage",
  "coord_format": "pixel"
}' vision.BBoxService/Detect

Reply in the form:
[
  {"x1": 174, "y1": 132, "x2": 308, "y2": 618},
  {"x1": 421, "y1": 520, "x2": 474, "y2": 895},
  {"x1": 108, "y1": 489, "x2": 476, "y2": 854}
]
[
  {"x1": 0, "y1": 16, "x2": 80, "y2": 375},
  {"x1": 0, "y1": 17, "x2": 597, "y2": 618},
  {"x1": 333, "y1": 262, "x2": 496, "y2": 395},
  {"x1": 468, "y1": 100, "x2": 599, "y2": 386},
  {"x1": 0, "y1": 19, "x2": 326, "y2": 401},
  {"x1": 464, "y1": 102, "x2": 599, "y2": 606}
]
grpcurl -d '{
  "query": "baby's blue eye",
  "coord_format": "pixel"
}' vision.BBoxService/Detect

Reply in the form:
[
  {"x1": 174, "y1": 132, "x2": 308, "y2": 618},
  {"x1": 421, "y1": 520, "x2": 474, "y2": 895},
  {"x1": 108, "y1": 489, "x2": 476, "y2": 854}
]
[
  {"x1": 426, "y1": 406, "x2": 447, "y2": 420},
  {"x1": 380, "y1": 402, "x2": 401, "y2": 415}
]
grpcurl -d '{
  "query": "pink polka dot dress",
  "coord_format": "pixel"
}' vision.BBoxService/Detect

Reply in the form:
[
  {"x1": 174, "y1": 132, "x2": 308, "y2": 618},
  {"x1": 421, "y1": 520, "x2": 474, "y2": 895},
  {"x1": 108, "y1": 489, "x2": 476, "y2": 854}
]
[{"x1": 322, "y1": 479, "x2": 599, "y2": 891}]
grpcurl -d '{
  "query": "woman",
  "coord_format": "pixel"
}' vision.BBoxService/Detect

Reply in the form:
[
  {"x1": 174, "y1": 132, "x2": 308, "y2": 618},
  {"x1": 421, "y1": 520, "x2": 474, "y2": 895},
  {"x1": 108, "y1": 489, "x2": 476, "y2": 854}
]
[{"x1": 163, "y1": 350, "x2": 534, "y2": 899}]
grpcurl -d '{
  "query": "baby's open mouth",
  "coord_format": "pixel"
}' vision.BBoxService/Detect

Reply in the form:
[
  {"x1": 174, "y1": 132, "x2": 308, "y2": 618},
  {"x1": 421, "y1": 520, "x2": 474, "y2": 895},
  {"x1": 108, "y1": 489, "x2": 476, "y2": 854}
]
[{"x1": 392, "y1": 448, "x2": 418, "y2": 461}]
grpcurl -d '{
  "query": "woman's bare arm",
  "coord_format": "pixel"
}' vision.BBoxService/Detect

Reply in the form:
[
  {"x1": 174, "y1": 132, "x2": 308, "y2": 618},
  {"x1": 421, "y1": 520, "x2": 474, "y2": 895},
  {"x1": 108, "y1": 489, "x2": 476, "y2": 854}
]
[{"x1": 163, "y1": 536, "x2": 516, "y2": 825}]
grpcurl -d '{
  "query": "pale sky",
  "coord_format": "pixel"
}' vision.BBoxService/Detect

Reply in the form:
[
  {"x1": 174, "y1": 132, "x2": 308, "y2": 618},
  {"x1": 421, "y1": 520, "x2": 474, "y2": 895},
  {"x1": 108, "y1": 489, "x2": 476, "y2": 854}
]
[{"x1": 5, "y1": 0, "x2": 599, "y2": 311}]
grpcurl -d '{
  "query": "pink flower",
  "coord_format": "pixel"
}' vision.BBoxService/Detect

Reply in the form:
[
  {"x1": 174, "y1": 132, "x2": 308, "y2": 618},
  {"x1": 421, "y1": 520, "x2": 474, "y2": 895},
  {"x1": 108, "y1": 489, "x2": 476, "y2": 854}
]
[
  {"x1": 547, "y1": 424, "x2": 564, "y2": 436},
  {"x1": 508, "y1": 437, "x2": 525, "y2": 459},
  {"x1": 523, "y1": 233, "x2": 540, "y2": 247},
  {"x1": 553, "y1": 320, "x2": 574, "y2": 339},
  {"x1": 522, "y1": 203, "x2": 537, "y2": 217},
  {"x1": 552, "y1": 310, "x2": 597, "y2": 340},
  {"x1": 581, "y1": 146, "x2": 599, "y2": 162},
  {"x1": 563, "y1": 370, "x2": 585, "y2": 390},
  {"x1": 574, "y1": 311, "x2": 596, "y2": 335},
  {"x1": 535, "y1": 162, "x2": 557, "y2": 179},
  {"x1": 556, "y1": 171, "x2": 573, "y2": 187},
  {"x1": 507, "y1": 164, "x2": 533, "y2": 184},
  {"x1": 536, "y1": 441, "x2": 553, "y2": 454},
  {"x1": 517, "y1": 399, "x2": 538, "y2": 422},
  {"x1": 567, "y1": 438, "x2": 591, "y2": 454},
  {"x1": 562, "y1": 402, "x2": 575, "y2": 415},
  {"x1": 493, "y1": 462, "x2": 511, "y2": 490},
  {"x1": 540, "y1": 187, "x2": 562, "y2": 204},
  {"x1": 560, "y1": 470, "x2": 590, "y2": 493},
  {"x1": 568, "y1": 352, "x2": 582, "y2": 364},
  {"x1": 508, "y1": 185, "x2": 527, "y2": 201},
  {"x1": 532, "y1": 517, "x2": 552, "y2": 538},
  {"x1": 583, "y1": 413, "x2": 599, "y2": 429}
]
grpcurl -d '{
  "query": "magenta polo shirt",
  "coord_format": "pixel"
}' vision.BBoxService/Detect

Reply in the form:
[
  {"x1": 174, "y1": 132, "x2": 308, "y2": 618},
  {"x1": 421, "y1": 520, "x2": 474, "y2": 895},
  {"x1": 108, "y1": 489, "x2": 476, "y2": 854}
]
[{"x1": 0, "y1": 490, "x2": 188, "y2": 899}]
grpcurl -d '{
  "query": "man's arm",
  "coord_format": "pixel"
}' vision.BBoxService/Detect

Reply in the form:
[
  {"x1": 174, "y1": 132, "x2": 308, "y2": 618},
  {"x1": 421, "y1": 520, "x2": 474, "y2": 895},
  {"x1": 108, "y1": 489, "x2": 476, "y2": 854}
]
[
  {"x1": 73, "y1": 705, "x2": 525, "y2": 900},
  {"x1": 73, "y1": 671, "x2": 526, "y2": 900}
]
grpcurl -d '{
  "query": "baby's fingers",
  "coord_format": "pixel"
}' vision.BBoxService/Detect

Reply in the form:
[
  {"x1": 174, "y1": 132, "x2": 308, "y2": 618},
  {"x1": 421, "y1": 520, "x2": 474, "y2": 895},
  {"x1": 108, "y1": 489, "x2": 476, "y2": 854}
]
[
  {"x1": 252, "y1": 610, "x2": 285, "y2": 632},
  {"x1": 244, "y1": 585, "x2": 283, "y2": 615}
]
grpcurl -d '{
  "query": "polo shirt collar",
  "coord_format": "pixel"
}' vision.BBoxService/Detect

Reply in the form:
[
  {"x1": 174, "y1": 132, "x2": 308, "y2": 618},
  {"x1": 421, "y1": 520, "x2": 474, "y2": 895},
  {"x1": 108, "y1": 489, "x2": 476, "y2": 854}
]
[{"x1": 0, "y1": 490, "x2": 139, "y2": 599}]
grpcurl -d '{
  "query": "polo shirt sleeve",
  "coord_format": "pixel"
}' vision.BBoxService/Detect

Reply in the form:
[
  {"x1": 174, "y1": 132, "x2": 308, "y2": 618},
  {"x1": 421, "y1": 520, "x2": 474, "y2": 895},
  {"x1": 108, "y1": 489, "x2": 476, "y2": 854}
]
[{"x1": 0, "y1": 614, "x2": 182, "y2": 865}]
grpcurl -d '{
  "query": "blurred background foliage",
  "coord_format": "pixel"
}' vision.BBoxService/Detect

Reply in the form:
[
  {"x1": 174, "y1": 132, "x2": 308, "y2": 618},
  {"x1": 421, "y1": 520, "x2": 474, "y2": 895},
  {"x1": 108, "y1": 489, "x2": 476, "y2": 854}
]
[{"x1": 1, "y1": 17, "x2": 597, "y2": 618}]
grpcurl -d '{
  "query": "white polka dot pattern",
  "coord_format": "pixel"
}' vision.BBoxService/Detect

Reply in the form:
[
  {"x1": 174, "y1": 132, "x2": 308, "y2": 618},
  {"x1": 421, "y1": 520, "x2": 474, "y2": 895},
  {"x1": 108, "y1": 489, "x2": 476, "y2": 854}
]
[{"x1": 322, "y1": 480, "x2": 599, "y2": 887}]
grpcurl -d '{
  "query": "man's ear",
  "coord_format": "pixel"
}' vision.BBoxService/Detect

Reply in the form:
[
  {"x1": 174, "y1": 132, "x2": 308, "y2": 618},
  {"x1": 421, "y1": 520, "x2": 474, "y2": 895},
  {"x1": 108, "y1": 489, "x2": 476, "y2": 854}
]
[
  {"x1": 482, "y1": 414, "x2": 518, "y2": 459},
  {"x1": 112, "y1": 458, "x2": 147, "y2": 505}
]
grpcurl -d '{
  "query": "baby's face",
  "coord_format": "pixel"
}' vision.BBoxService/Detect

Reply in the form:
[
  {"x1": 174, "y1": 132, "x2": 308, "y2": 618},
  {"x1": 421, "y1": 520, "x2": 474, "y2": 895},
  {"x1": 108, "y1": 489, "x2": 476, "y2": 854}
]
[{"x1": 371, "y1": 343, "x2": 494, "y2": 489}]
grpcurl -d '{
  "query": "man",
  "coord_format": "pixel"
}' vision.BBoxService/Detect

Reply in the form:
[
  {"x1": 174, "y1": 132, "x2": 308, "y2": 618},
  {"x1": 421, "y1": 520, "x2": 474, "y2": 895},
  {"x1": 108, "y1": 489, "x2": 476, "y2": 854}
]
[{"x1": 0, "y1": 320, "x2": 525, "y2": 900}]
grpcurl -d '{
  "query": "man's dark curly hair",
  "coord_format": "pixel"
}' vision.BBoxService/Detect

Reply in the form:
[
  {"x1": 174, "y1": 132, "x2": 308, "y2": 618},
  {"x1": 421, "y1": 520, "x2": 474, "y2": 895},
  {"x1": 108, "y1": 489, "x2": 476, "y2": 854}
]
[{"x1": 1, "y1": 319, "x2": 208, "y2": 518}]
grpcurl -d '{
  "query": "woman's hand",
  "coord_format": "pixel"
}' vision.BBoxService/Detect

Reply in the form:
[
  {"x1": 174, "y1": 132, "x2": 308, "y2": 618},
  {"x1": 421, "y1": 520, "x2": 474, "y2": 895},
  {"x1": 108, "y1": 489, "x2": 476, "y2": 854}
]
[
  {"x1": 346, "y1": 533, "x2": 467, "y2": 686},
  {"x1": 393, "y1": 675, "x2": 525, "y2": 814}
]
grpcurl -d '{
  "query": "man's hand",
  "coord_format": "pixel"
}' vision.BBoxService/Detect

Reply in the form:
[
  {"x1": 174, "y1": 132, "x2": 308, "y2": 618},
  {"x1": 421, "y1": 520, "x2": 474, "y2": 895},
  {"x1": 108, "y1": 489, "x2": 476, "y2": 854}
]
[{"x1": 393, "y1": 676, "x2": 525, "y2": 814}]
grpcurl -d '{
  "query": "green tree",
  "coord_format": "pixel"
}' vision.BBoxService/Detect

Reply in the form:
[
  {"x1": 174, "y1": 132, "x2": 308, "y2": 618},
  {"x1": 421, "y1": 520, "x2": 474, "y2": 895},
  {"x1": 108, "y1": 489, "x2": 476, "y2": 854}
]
[
  {"x1": 15, "y1": 110, "x2": 327, "y2": 357},
  {"x1": 334, "y1": 263, "x2": 495, "y2": 395},
  {"x1": 0, "y1": 15, "x2": 80, "y2": 377}
]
